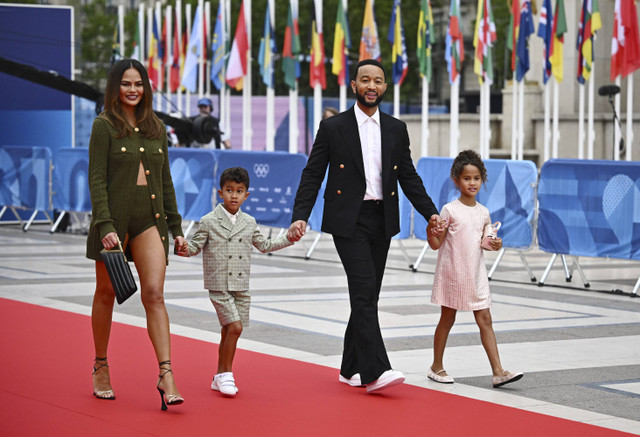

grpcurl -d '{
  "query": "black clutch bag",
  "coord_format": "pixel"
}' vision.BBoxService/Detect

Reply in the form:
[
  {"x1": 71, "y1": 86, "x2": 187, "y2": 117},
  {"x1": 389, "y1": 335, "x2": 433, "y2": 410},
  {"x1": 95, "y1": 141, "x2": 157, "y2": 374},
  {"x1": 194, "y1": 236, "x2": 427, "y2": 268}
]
[{"x1": 100, "y1": 239, "x2": 138, "y2": 304}]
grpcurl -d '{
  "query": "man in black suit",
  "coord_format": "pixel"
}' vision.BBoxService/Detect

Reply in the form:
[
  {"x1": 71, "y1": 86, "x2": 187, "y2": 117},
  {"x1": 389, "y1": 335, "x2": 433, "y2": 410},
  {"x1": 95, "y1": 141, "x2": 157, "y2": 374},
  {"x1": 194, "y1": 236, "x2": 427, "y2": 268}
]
[{"x1": 288, "y1": 59, "x2": 445, "y2": 393}]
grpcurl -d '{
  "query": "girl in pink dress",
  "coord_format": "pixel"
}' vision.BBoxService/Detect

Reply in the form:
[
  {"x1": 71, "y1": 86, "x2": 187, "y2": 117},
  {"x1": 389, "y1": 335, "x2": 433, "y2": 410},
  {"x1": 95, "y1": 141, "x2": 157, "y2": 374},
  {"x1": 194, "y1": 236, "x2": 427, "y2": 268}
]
[{"x1": 426, "y1": 150, "x2": 523, "y2": 388}]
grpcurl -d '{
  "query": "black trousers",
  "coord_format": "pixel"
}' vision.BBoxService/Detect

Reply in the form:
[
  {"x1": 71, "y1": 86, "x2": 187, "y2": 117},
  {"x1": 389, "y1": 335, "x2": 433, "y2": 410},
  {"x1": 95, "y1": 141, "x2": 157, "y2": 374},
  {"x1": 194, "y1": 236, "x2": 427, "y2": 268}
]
[{"x1": 333, "y1": 200, "x2": 392, "y2": 385}]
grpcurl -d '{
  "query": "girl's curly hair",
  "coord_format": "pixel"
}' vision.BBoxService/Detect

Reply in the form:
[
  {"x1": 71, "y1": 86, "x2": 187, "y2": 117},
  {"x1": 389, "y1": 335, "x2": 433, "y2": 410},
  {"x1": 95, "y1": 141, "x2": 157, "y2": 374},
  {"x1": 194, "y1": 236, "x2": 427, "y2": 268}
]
[{"x1": 450, "y1": 149, "x2": 488, "y2": 185}]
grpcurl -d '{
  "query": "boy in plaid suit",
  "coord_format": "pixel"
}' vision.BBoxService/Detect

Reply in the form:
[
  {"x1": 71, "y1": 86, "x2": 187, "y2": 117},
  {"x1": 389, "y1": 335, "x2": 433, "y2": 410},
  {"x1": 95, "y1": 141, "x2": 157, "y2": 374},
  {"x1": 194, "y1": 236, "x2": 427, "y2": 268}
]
[{"x1": 178, "y1": 167, "x2": 294, "y2": 396}]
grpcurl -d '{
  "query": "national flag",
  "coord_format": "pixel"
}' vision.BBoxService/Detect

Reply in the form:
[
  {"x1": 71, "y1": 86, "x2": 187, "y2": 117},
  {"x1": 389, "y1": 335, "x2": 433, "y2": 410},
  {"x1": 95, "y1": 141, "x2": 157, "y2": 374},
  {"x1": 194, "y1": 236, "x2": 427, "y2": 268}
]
[
  {"x1": 210, "y1": 1, "x2": 226, "y2": 91},
  {"x1": 359, "y1": 0, "x2": 380, "y2": 61},
  {"x1": 515, "y1": 0, "x2": 535, "y2": 82},
  {"x1": 111, "y1": 21, "x2": 121, "y2": 64},
  {"x1": 258, "y1": 5, "x2": 276, "y2": 88},
  {"x1": 226, "y1": 2, "x2": 249, "y2": 91},
  {"x1": 169, "y1": 11, "x2": 181, "y2": 93},
  {"x1": 577, "y1": 0, "x2": 602, "y2": 83},
  {"x1": 417, "y1": 0, "x2": 435, "y2": 82},
  {"x1": 550, "y1": 0, "x2": 567, "y2": 82},
  {"x1": 130, "y1": 14, "x2": 143, "y2": 61},
  {"x1": 506, "y1": 0, "x2": 521, "y2": 73},
  {"x1": 611, "y1": 0, "x2": 640, "y2": 80},
  {"x1": 148, "y1": 15, "x2": 162, "y2": 91},
  {"x1": 282, "y1": 1, "x2": 301, "y2": 90},
  {"x1": 473, "y1": 0, "x2": 497, "y2": 84},
  {"x1": 181, "y1": 5, "x2": 203, "y2": 92},
  {"x1": 445, "y1": 0, "x2": 464, "y2": 84},
  {"x1": 332, "y1": 0, "x2": 351, "y2": 86},
  {"x1": 537, "y1": 0, "x2": 552, "y2": 84},
  {"x1": 309, "y1": 1, "x2": 326, "y2": 89},
  {"x1": 388, "y1": 0, "x2": 408, "y2": 86}
]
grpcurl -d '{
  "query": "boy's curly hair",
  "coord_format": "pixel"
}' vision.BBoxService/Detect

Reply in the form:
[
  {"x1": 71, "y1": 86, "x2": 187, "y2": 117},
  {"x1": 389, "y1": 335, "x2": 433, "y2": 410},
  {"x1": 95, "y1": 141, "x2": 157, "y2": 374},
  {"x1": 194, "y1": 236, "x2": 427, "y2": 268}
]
[
  {"x1": 450, "y1": 149, "x2": 488, "y2": 185},
  {"x1": 219, "y1": 167, "x2": 250, "y2": 189}
]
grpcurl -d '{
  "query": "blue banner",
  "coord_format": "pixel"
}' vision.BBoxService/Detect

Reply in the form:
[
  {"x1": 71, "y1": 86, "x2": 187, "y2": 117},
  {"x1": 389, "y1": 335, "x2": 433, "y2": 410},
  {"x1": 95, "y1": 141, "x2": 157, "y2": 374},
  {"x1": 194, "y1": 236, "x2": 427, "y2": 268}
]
[
  {"x1": 215, "y1": 150, "x2": 307, "y2": 228},
  {"x1": 52, "y1": 148, "x2": 90, "y2": 212},
  {"x1": 0, "y1": 145, "x2": 52, "y2": 211},
  {"x1": 168, "y1": 148, "x2": 219, "y2": 222},
  {"x1": 538, "y1": 159, "x2": 640, "y2": 260},
  {"x1": 414, "y1": 157, "x2": 537, "y2": 249}
]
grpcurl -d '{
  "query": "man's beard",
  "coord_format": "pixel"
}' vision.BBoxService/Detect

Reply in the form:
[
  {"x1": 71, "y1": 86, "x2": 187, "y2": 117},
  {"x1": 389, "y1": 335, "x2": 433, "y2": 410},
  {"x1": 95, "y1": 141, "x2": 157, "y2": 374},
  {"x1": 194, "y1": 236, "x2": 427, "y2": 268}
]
[{"x1": 355, "y1": 88, "x2": 385, "y2": 108}]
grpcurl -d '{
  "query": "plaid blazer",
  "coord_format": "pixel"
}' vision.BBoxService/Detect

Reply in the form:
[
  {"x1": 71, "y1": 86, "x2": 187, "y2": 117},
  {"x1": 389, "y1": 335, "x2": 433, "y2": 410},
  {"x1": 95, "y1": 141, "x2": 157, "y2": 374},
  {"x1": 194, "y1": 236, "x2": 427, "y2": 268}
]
[{"x1": 186, "y1": 204, "x2": 293, "y2": 291}]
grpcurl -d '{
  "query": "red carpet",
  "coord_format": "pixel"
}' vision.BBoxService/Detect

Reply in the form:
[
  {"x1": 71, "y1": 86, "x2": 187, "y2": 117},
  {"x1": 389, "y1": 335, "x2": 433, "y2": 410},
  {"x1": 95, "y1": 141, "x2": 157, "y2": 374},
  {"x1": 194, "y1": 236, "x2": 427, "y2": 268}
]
[{"x1": 0, "y1": 298, "x2": 632, "y2": 437}]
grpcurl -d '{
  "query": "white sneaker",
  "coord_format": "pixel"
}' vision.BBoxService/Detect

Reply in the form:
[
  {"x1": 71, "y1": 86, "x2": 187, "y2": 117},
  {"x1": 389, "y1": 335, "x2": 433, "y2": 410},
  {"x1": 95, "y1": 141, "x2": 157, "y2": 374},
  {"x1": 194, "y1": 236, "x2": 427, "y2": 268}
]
[
  {"x1": 339, "y1": 373, "x2": 364, "y2": 387},
  {"x1": 366, "y1": 370, "x2": 405, "y2": 393},
  {"x1": 212, "y1": 372, "x2": 238, "y2": 396}
]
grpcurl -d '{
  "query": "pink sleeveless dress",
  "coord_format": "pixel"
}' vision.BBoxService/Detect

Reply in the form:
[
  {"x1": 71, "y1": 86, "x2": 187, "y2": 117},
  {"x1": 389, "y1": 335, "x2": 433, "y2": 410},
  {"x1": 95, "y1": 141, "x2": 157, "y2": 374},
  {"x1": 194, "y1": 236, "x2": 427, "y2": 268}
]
[{"x1": 430, "y1": 199, "x2": 492, "y2": 311}]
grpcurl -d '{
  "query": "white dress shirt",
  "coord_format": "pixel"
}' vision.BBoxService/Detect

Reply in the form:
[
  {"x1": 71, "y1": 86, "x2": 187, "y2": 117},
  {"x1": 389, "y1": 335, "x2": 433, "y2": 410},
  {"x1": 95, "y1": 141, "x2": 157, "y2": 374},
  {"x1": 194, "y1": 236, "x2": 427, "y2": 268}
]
[{"x1": 354, "y1": 104, "x2": 383, "y2": 201}]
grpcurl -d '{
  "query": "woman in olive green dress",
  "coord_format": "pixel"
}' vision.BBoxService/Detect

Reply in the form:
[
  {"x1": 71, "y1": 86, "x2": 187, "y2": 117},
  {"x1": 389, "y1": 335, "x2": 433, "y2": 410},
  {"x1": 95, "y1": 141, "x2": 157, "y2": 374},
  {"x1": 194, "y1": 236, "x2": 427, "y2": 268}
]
[{"x1": 87, "y1": 58, "x2": 185, "y2": 410}]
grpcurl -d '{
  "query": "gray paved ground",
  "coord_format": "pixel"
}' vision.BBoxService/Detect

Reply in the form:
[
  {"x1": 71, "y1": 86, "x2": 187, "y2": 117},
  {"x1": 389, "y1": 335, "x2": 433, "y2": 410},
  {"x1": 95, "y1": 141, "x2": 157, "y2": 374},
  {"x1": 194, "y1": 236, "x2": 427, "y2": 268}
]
[{"x1": 1, "y1": 222, "x2": 639, "y2": 434}]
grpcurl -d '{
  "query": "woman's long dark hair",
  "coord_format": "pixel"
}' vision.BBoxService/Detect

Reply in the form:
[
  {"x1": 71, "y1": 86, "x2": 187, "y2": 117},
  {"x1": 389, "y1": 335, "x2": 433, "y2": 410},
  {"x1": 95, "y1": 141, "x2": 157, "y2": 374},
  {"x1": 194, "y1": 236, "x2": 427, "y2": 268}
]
[{"x1": 102, "y1": 58, "x2": 164, "y2": 139}]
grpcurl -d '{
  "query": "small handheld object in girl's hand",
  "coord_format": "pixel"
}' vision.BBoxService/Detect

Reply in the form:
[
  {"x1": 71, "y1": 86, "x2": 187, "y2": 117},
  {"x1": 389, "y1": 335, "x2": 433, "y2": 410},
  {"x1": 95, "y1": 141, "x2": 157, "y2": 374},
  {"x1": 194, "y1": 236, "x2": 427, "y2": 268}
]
[{"x1": 481, "y1": 221, "x2": 501, "y2": 250}]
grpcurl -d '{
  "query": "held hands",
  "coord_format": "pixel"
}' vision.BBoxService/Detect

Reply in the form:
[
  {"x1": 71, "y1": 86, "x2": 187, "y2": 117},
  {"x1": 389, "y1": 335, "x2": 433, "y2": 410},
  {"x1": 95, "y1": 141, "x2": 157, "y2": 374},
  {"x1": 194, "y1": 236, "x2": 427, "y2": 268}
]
[
  {"x1": 428, "y1": 215, "x2": 448, "y2": 238},
  {"x1": 174, "y1": 236, "x2": 188, "y2": 256},
  {"x1": 287, "y1": 220, "x2": 307, "y2": 242}
]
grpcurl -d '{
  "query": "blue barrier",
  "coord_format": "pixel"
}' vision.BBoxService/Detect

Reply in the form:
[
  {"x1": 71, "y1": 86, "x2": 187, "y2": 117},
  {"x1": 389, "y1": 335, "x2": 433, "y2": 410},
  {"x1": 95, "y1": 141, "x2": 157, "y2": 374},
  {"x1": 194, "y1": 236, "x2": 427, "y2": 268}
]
[
  {"x1": 0, "y1": 145, "x2": 52, "y2": 212},
  {"x1": 538, "y1": 159, "x2": 640, "y2": 260},
  {"x1": 214, "y1": 150, "x2": 307, "y2": 228},
  {"x1": 52, "y1": 148, "x2": 90, "y2": 212},
  {"x1": 168, "y1": 148, "x2": 219, "y2": 221},
  {"x1": 414, "y1": 157, "x2": 537, "y2": 249}
]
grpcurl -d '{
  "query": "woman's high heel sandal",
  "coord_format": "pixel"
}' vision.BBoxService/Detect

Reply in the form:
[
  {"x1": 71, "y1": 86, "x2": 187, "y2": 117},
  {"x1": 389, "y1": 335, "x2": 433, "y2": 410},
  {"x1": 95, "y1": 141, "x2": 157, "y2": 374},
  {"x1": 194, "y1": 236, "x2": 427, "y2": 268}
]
[
  {"x1": 92, "y1": 357, "x2": 115, "y2": 400},
  {"x1": 157, "y1": 360, "x2": 184, "y2": 411}
]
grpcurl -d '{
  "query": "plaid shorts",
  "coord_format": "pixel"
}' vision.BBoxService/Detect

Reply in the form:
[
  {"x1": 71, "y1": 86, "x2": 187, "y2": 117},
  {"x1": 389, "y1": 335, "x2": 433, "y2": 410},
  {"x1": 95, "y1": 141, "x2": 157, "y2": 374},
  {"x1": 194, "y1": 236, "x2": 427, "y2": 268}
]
[{"x1": 209, "y1": 289, "x2": 250, "y2": 327}]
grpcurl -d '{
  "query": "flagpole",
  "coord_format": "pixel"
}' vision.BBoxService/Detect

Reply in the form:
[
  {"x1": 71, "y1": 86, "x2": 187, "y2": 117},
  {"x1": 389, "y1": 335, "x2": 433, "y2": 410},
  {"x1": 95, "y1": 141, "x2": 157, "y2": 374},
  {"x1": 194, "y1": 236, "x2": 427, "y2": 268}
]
[
  {"x1": 450, "y1": 77, "x2": 459, "y2": 158},
  {"x1": 266, "y1": 0, "x2": 275, "y2": 151},
  {"x1": 155, "y1": 3, "x2": 163, "y2": 112},
  {"x1": 118, "y1": 5, "x2": 125, "y2": 59},
  {"x1": 626, "y1": 76, "x2": 633, "y2": 161},
  {"x1": 511, "y1": 79, "x2": 517, "y2": 160},
  {"x1": 587, "y1": 62, "x2": 596, "y2": 160},
  {"x1": 176, "y1": 0, "x2": 183, "y2": 115},
  {"x1": 517, "y1": 79, "x2": 524, "y2": 161},
  {"x1": 479, "y1": 81, "x2": 485, "y2": 158},
  {"x1": 146, "y1": 7, "x2": 153, "y2": 107},
  {"x1": 197, "y1": 0, "x2": 204, "y2": 99},
  {"x1": 288, "y1": 0, "x2": 299, "y2": 154},
  {"x1": 221, "y1": 0, "x2": 230, "y2": 147},
  {"x1": 485, "y1": 80, "x2": 491, "y2": 158},
  {"x1": 312, "y1": 0, "x2": 323, "y2": 139},
  {"x1": 543, "y1": 81, "x2": 550, "y2": 162},
  {"x1": 185, "y1": 3, "x2": 192, "y2": 117},
  {"x1": 393, "y1": 84, "x2": 400, "y2": 118},
  {"x1": 138, "y1": 3, "x2": 146, "y2": 64},
  {"x1": 165, "y1": 5, "x2": 172, "y2": 114},
  {"x1": 615, "y1": 76, "x2": 621, "y2": 160},
  {"x1": 339, "y1": 0, "x2": 348, "y2": 113},
  {"x1": 205, "y1": 1, "x2": 211, "y2": 98},
  {"x1": 552, "y1": 78, "x2": 559, "y2": 159},
  {"x1": 243, "y1": 0, "x2": 252, "y2": 151},
  {"x1": 421, "y1": 76, "x2": 429, "y2": 157},
  {"x1": 578, "y1": 83, "x2": 585, "y2": 159}
]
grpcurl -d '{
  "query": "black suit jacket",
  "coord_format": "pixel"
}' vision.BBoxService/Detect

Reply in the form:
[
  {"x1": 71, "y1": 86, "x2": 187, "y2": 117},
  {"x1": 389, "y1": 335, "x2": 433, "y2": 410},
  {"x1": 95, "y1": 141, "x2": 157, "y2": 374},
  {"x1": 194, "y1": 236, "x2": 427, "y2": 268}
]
[{"x1": 292, "y1": 106, "x2": 438, "y2": 239}]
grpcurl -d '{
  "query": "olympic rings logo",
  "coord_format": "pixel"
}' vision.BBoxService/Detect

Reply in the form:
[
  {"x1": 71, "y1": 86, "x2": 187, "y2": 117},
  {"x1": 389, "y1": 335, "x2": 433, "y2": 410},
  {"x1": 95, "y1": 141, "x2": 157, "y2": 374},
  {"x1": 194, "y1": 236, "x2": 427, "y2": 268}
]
[{"x1": 253, "y1": 163, "x2": 270, "y2": 178}]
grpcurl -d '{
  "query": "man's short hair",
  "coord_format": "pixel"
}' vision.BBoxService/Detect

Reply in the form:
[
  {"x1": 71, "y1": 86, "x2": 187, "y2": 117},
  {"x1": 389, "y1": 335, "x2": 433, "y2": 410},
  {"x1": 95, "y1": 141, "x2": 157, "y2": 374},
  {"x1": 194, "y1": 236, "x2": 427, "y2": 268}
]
[
  {"x1": 351, "y1": 59, "x2": 386, "y2": 82},
  {"x1": 219, "y1": 167, "x2": 250, "y2": 190}
]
